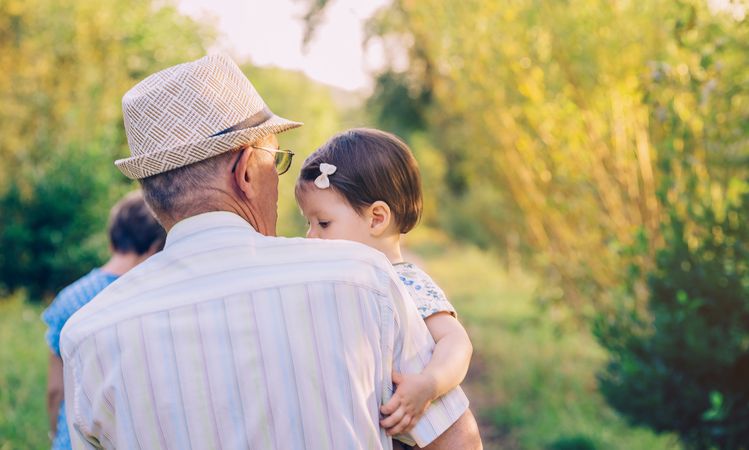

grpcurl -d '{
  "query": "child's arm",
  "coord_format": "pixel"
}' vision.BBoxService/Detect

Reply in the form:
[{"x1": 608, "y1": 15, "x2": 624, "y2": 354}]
[{"x1": 380, "y1": 312, "x2": 472, "y2": 436}]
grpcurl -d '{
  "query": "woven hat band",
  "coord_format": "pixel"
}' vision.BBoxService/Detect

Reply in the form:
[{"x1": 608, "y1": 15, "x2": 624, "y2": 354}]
[{"x1": 211, "y1": 106, "x2": 274, "y2": 137}]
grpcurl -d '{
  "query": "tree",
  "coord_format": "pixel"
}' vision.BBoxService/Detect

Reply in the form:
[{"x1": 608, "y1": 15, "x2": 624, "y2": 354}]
[
  {"x1": 299, "y1": 0, "x2": 749, "y2": 314},
  {"x1": 0, "y1": 0, "x2": 212, "y2": 299},
  {"x1": 0, "y1": 0, "x2": 353, "y2": 299}
]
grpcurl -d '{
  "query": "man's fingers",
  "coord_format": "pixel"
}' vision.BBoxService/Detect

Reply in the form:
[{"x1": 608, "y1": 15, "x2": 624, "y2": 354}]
[{"x1": 380, "y1": 407, "x2": 405, "y2": 429}]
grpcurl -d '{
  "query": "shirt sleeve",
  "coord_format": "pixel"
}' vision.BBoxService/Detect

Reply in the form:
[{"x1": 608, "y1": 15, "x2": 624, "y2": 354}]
[
  {"x1": 395, "y1": 264, "x2": 456, "y2": 320},
  {"x1": 63, "y1": 347, "x2": 102, "y2": 449},
  {"x1": 383, "y1": 266, "x2": 470, "y2": 447}
]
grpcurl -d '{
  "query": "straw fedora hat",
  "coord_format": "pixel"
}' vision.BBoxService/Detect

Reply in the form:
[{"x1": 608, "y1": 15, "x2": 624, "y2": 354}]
[{"x1": 115, "y1": 54, "x2": 302, "y2": 179}]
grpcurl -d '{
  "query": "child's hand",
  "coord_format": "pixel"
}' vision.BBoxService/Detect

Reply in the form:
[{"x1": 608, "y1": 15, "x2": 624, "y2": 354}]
[{"x1": 380, "y1": 371, "x2": 437, "y2": 436}]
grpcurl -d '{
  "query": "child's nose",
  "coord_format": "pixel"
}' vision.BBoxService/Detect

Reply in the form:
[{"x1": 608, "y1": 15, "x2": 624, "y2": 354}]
[{"x1": 306, "y1": 227, "x2": 317, "y2": 238}]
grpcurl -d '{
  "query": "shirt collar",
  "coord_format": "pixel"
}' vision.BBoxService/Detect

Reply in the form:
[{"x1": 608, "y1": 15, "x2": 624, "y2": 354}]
[{"x1": 164, "y1": 211, "x2": 258, "y2": 249}]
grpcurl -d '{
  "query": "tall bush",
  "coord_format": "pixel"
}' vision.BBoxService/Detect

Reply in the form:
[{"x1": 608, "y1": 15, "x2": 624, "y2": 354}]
[
  {"x1": 593, "y1": 4, "x2": 749, "y2": 445},
  {"x1": 595, "y1": 188, "x2": 749, "y2": 449},
  {"x1": 0, "y1": 147, "x2": 117, "y2": 300}
]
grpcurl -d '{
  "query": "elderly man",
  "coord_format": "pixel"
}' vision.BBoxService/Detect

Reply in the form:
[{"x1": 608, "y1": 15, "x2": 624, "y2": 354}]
[{"x1": 60, "y1": 54, "x2": 481, "y2": 449}]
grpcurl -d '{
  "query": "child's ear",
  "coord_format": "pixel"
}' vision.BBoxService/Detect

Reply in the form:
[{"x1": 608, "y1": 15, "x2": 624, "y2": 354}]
[{"x1": 367, "y1": 201, "x2": 392, "y2": 237}]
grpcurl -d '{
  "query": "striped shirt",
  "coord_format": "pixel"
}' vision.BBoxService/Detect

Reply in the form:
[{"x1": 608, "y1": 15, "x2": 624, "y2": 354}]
[{"x1": 60, "y1": 211, "x2": 469, "y2": 449}]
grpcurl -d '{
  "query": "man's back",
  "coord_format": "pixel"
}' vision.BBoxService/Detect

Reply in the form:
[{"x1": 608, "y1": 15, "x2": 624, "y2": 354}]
[{"x1": 61, "y1": 212, "x2": 468, "y2": 449}]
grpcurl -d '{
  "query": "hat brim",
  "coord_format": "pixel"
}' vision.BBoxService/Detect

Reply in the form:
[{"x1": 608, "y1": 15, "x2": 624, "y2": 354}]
[{"x1": 115, "y1": 114, "x2": 303, "y2": 179}]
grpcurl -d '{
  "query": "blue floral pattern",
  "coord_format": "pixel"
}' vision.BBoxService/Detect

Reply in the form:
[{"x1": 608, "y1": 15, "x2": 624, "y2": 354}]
[
  {"x1": 42, "y1": 268, "x2": 119, "y2": 450},
  {"x1": 394, "y1": 262, "x2": 456, "y2": 319}
]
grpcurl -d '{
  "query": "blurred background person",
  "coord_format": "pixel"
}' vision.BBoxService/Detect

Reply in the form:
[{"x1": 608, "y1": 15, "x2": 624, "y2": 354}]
[{"x1": 41, "y1": 190, "x2": 165, "y2": 450}]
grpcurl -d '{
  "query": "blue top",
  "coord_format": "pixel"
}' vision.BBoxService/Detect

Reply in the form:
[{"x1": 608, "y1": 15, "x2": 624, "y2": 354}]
[{"x1": 42, "y1": 268, "x2": 119, "y2": 450}]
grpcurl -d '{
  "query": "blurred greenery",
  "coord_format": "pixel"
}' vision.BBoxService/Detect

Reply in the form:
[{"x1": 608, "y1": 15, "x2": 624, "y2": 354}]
[
  {"x1": 0, "y1": 0, "x2": 212, "y2": 299},
  {"x1": 242, "y1": 64, "x2": 362, "y2": 237},
  {"x1": 0, "y1": 0, "x2": 352, "y2": 299},
  {"x1": 595, "y1": 190, "x2": 749, "y2": 449},
  {"x1": 302, "y1": 0, "x2": 749, "y2": 447},
  {"x1": 0, "y1": 294, "x2": 48, "y2": 450},
  {"x1": 2, "y1": 0, "x2": 748, "y2": 447},
  {"x1": 404, "y1": 229, "x2": 679, "y2": 450},
  {"x1": 356, "y1": 0, "x2": 749, "y2": 314}
]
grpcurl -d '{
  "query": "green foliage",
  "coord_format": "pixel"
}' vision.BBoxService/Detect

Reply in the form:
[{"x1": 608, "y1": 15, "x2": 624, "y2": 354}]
[
  {"x1": 356, "y1": 0, "x2": 679, "y2": 308},
  {"x1": 366, "y1": 70, "x2": 430, "y2": 139},
  {"x1": 0, "y1": 0, "x2": 212, "y2": 175},
  {"x1": 547, "y1": 436, "x2": 598, "y2": 450},
  {"x1": 0, "y1": 147, "x2": 120, "y2": 300},
  {"x1": 592, "y1": 5, "x2": 749, "y2": 446},
  {"x1": 0, "y1": 0, "x2": 210, "y2": 299},
  {"x1": 0, "y1": 295, "x2": 47, "y2": 450},
  {"x1": 595, "y1": 191, "x2": 749, "y2": 449},
  {"x1": 0, "y1": 0, "x2": 351, "y2": 298},
  {"x1": 323, "y1": 0, "x2": 749, "y2": 315}
]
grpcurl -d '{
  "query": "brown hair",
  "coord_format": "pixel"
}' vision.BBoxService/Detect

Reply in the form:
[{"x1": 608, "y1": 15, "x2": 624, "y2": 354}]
[
  {"x1": 296, "y1": 128, "x2": 423, "y2": 233},
  {"x1": 108, "y1": 190, "x2": 166, "y2": 255}
]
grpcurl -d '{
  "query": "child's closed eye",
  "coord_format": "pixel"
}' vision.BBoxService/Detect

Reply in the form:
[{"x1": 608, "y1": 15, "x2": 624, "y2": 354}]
[{"x1": 318, "y1": 221, "x2": 330, "y2": 229}]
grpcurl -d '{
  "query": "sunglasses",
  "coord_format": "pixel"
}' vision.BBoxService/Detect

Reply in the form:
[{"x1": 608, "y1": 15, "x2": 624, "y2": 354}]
[{"x1": 231, "y1": 145, "x2": 295, "y2": 175}]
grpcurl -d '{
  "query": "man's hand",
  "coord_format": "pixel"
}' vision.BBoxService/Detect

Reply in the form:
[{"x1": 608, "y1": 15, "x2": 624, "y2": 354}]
[{"x1": 380, "y1": 371, "x2": 438, "y2": 435}]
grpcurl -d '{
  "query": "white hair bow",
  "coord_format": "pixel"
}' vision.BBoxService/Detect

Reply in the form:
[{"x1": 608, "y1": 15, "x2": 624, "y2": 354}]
[{"x1": 314, "y1": 163, "x2": 337, "y2": 189}]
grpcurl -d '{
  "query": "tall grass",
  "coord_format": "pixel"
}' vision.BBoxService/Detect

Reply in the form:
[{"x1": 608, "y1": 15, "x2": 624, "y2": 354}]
[{"x1": 0, "y1": 294, "x2": 48, "y2": 450}]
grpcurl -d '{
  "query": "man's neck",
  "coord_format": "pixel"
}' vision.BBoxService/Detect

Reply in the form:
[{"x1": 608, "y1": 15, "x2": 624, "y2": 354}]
[{"x1": 159, "y1": 190, "x2": 275, "y2": 236}]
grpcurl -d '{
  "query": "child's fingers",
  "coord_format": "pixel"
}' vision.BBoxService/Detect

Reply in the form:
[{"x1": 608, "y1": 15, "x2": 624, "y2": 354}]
[
  {"x1": 380, "y1": 406, "x2": 406, "y2": 430},
  {"x1": 380, "y1": 395, "x2": 400, "y2": 415},
  {"x1": 386, "y1": 414, "x2": 414, "y2": 436},
  {"x1": 391, "y1": 370, "x2": 403, "y2": 385}
]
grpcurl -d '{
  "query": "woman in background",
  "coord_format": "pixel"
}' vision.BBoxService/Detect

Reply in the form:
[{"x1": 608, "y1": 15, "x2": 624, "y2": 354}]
[{"x1": 42, "y1": 190, "x2": 165, "y2": 449}]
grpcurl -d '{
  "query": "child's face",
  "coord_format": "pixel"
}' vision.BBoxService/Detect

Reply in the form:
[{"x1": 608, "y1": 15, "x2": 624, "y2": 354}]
[{"x1": 297, "y1": 184, "x2": 372, "y2": 244}]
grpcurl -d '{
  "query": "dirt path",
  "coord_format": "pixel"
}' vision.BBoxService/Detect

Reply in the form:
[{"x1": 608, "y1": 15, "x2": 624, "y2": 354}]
[{"x1": 462, "y1": 353, "x2": 520, "y2": 450}]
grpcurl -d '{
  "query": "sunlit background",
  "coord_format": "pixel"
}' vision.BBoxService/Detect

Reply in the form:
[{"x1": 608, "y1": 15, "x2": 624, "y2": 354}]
[
  {"x1": 177, "y1": 0, "x2": 391, "y2": 91},
  {"x1": 1, "y1": 0, "x2": 747, "y2": 449}
]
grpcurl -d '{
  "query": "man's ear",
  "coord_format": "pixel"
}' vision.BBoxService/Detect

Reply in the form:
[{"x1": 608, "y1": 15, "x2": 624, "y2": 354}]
[
  {"x1": 367, "y1": 201, "x2": 392, "y2": 237},
  {"x1": 232, "y1": 147, "x2": 256, "y2": 199}
]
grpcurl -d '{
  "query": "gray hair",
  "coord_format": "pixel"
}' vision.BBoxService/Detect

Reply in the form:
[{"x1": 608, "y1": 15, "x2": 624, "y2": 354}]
[{"x1": 138, "y1": 150, "x2": 236, "y2": 223}]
